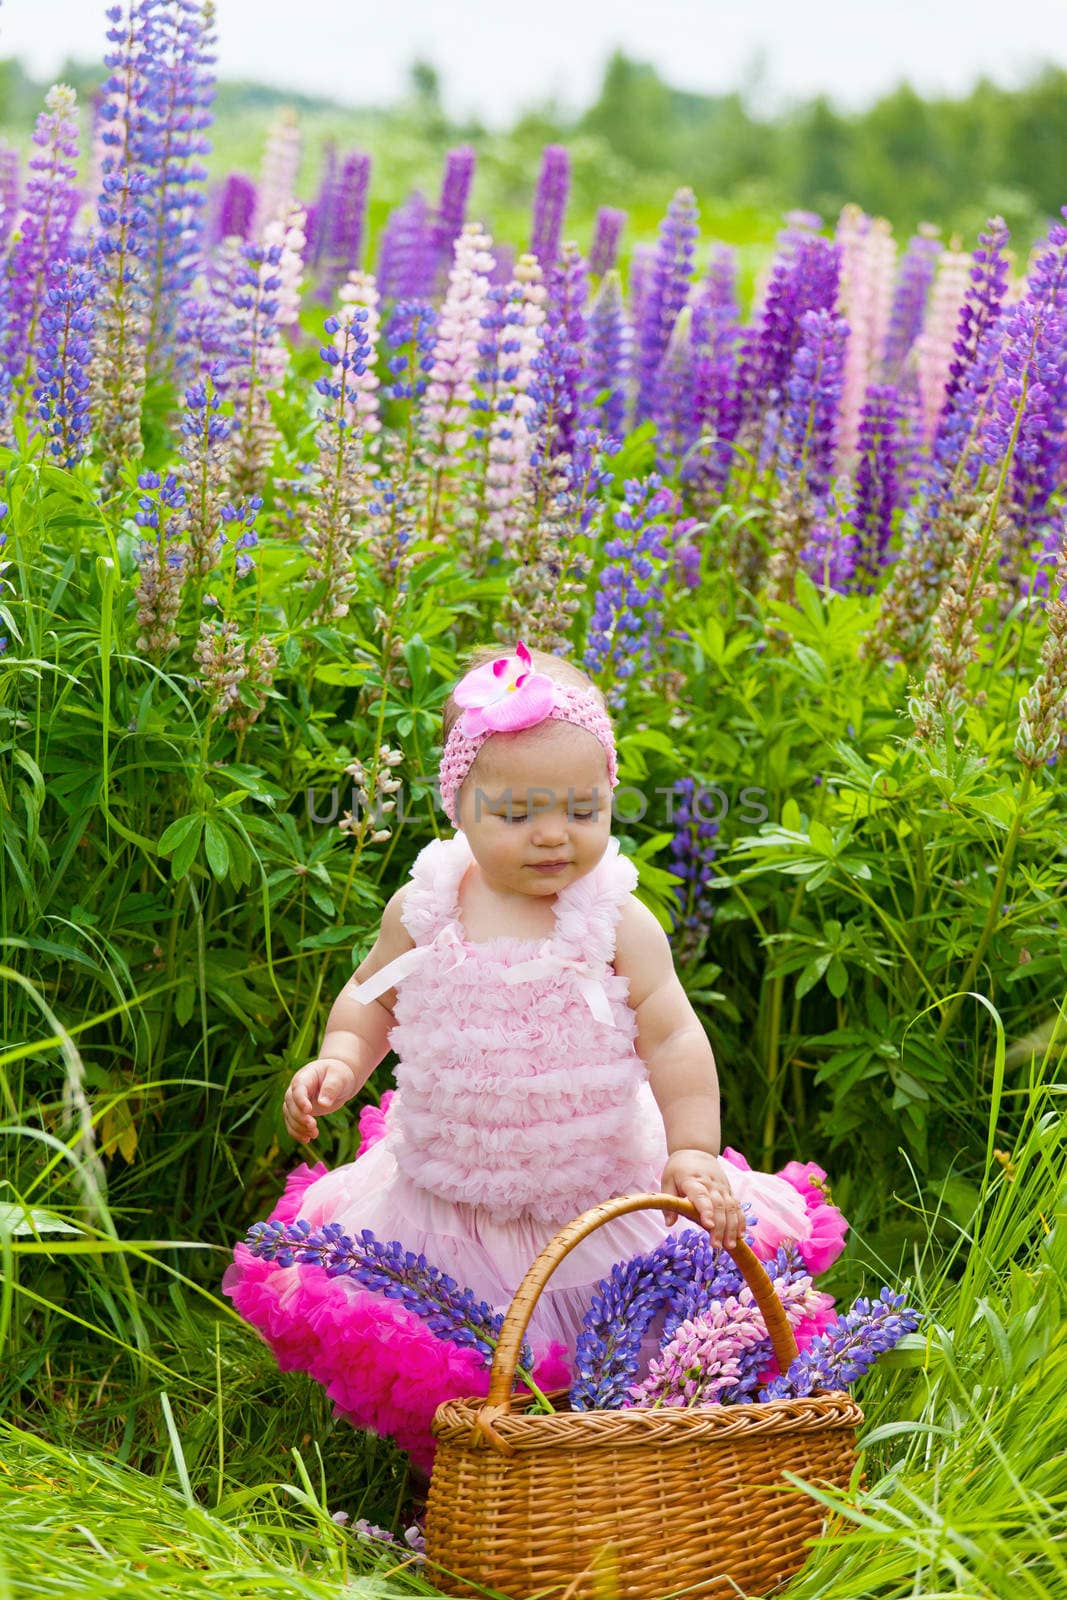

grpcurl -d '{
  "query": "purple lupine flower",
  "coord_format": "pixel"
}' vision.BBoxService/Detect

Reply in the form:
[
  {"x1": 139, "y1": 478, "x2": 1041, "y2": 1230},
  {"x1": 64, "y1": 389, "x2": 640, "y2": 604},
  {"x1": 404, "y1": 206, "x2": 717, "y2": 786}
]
[
  {"x1": 175, "y1": 361, "x2": 234, "y2": 576},
  {"x1": 702, "y1": 244, "x2": 740, "y2": 329},
  {"x1": 759, "y1": 1286, "x2": 920, "y2": 1400},
  {"x1": 305, "y1": 139, "x2": 337, "y2": 267},
  {"x1": 5, "y1": 85, "x2": 80, "y2": 387},
  {"x1": 133, "y1": 466, "x2": 189, "y2": 656},
  {"x1": 140, "y1": 0, "x2": 217, "y2": 372},
  {"x1": 802, "y1": 488, "x2": 859, "y2": 594},
  {"x1": 584, "y1": 269, "x2": 630, "y2": 441},
  {"x1": 777, "y1": 308, "x2": 848, "y2": 497},
  {"x1": 918, "y1": 220, "x2": 1013, "y2": 501},
  {"x1": 306, "y1": 284, "x2": 382, "y2": 619},
  {"x1": 939, "y1": 216, "x2": 1012, "y2": 418},
  {"x1": 668, "y1": 777, "x2": 719, "y2": 957},
  {"x1": 213, "y1": 172, "x2": 256, "y2": 243},
  {"x1": 93, "y1": 0, "x2": 169, "y2": 480},
  {"x1": 882, "y1": 227, "x2": 942, "y2": 382},
  {"x1": 979, "y1": 218, "x2": 1067, "y2": 536},
  {"x1": 687, "y1": 246, "x2": 743, "y2": 493},
  {"x1": 227, "y1": 219, "x2": 306, "y2": 498},
  {"x1": 489, "y1": 242, "x2": 516, "y2": 286},
  {"x1": 634, "y1": 187, "x2": 699, "y2": 423},
  {"x1": 0, "y1": 142, "x2": 18, "y2": 248},
  {"x1": 628, "y1": 242, "x2": 656, "y2": 333},
  {"x1": 177, "y1": 290, "x2": 241, "y2": 393},
  {"x1": 851, "y1": 382, "x2": 905, "y2": 584},
  {"x1": 589, "y1": 206, "x2": 626, "y2": 277},
  {"x1": 32, "y1": 250, "x2": 97, "y2": 469},
  {"x1": 571, "y1": 1228, "x2": 726, "y2": 1410},
  {"x1": 530, "y1": 144, "x2": 570, "y2": 274},
  {"x1": 583, "y1": 473, "x2": 681, "y2": 700},
  {"x1": 526, "y1": 312, "x2": 585, "y2": 495},
  {"x1": 319, "y1": 151, "x2": 371, "y2": 298},
  {"x1": 553, "y1": 424, "x2": 614, "y2": 536},
  {"x1": 738, "y1": 230, "x2": 841, "y2": 432},
  {"x1": 382, "y1": 299, "x2": 436, "y2": 403},
  {"x1": 653, "y1": 304, "x2": 696, "y2": 467},
  {"x1": 376, "y1": 191, "x2": 437, "y2": 302},
  {"x1": 541, "y1": 242, "x2": 589, "y2": 453},
  {"x1": 245, "y1": 1218, "x2": 535, "y2": 1373},
  {"x1": 218, "y1": 495, "x2": 263, "y2": 578},
  {"x1": 432, "y1": 145, "x2": 476, "y2": 278}
]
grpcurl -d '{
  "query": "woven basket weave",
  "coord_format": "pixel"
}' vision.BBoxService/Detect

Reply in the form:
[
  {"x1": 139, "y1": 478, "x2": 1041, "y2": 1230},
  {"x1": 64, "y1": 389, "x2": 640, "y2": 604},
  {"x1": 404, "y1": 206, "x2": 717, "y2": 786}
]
[{"x1": 424, "y1": 1193, "x2": 861, "y2": 1600}]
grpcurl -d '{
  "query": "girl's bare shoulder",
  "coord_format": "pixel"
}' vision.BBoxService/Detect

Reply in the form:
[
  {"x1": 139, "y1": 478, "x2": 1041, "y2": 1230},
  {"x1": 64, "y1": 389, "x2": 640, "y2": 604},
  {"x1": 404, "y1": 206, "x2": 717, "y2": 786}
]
[{"x1": 613, "y1": 894, "x2": 677, "y2": 1009}]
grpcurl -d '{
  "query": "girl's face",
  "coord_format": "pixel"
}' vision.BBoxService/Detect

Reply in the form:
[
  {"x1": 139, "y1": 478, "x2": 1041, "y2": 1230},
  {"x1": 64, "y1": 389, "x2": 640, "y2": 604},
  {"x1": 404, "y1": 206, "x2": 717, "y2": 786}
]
[{"x1": 456, "y1": 722, "x2": 612, "y2": 897}]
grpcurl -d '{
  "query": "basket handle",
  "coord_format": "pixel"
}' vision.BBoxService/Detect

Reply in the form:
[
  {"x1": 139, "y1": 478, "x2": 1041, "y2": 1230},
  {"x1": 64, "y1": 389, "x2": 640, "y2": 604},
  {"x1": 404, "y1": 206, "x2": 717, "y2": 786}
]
[{"x1": 486, "y1": 1192, "x2": 800, "y2": 1412}]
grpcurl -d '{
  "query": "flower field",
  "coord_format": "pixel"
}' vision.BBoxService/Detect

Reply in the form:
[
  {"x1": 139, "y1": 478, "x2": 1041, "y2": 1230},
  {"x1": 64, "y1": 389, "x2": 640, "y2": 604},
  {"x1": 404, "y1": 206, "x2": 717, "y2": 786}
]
[{"x1": 1, "y1": 3, "x2": 1066, "y2": 1597}]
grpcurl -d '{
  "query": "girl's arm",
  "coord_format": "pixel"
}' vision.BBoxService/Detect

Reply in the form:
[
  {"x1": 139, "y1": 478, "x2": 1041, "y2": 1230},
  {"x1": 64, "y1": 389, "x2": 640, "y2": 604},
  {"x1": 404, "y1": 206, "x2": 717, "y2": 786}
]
[
  {"x1": 614, "y1": 896, "x2": 743, "y2": 1248},
  {"x1": 283, "y1": 888, "x2": 414, "y2": 1142}
]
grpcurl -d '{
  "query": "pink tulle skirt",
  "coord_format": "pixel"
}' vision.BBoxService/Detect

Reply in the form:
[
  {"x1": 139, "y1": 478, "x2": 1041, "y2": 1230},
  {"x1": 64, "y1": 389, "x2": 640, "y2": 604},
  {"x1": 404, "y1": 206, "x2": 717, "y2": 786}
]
[{"x1": 222, "y1": 1112, "x2": 838, "y2": 1472}]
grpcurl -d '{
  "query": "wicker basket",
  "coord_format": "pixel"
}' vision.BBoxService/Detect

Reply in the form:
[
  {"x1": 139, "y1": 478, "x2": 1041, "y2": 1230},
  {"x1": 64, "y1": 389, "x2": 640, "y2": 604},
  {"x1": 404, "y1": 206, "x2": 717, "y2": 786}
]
[{"x1": 425, "y1": 1193, "x2": 862, "y2": 1600}]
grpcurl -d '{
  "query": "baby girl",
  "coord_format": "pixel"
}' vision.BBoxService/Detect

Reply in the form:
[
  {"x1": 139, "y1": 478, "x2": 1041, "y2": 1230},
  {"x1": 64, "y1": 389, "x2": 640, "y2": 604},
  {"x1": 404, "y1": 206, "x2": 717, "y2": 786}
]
[{"x1": 225, "y1": 641, "x2": 814, "y2": 1471}]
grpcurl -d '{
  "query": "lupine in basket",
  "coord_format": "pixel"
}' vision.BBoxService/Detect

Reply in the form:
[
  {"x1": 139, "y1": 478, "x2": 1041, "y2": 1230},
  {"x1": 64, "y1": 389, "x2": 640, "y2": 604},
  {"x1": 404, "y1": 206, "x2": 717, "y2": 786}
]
[
  {"x1": 244, "y1": 1218, "x2": 536, "y2": 1373},
  {"x1": 760, "y1": 1287, "x2": 921, "y2": 1399}
]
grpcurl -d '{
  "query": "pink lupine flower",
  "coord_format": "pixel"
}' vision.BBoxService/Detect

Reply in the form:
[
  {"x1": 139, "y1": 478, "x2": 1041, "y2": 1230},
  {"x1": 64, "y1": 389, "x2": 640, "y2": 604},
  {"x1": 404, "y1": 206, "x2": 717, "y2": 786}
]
[
  {"x1": 336, "y1": 270, "x2": 382, "y2": 445},
  {"x1": 254, "y1": 108, "x2": 301, "y2": 236},
  {"x1": 485, "y1": 254, "x2": 547, "y2": 549},
  {"x1": 424, "y1": 224, "x2": 494, "y2": 460},
  {"x1": 834, "y1": 204, "x2": 897, "y2": 469},
  {"x1": 915, "y1": 244, "x2": 972, "y2": 442}
]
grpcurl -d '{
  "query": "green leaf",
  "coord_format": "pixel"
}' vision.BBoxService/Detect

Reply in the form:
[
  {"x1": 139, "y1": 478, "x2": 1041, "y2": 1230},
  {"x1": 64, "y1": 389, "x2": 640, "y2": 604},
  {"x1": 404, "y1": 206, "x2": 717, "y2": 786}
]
[
  {"x1": 402, "y1": 634, "x2": 431, "y2": 696},
  {"x1": 826, "y1": 955, "x2": 849, "y2": 997},
  {"x1": 965, "y1": 789, "x2": 1017, "y2": 830},
  {"x1": 171, "y1": 817, "x2": 204, "y2": 880},
  {"x1": 781, "y1": 797, "x2": 802, "y2": 833},
  {"x1": 204, "y1": 818, "x2": 231, "y2": 881},
  {"x1": 297, "y1": 925, "x2": 363, "y2": 950},
  {"x1": 809, "y1": 819, "x2": 834, "y2": 854},
  {"x1": 158, "y1": 813, "x2": 201, "y2": 858},
  {"x1": 175, "y1": 979, "x2": 197, "y2": 1027},
  {"x1": 0, "y1": 1204, "x2": 83, "y2": 1236}
]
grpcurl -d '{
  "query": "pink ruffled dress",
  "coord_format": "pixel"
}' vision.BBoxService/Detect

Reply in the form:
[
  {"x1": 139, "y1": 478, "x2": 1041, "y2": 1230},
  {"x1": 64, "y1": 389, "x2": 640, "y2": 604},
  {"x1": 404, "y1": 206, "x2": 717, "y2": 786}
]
[{"x1": 223, "y1": 831, "x2": 816, "y2": 1471}]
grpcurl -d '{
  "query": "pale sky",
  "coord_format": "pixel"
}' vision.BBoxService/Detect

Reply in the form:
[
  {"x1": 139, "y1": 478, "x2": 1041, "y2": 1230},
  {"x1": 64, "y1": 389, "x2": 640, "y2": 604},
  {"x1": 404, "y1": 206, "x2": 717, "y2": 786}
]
[{"x1": 2, "y1": 0, "x2": 1066, "y2": 125}]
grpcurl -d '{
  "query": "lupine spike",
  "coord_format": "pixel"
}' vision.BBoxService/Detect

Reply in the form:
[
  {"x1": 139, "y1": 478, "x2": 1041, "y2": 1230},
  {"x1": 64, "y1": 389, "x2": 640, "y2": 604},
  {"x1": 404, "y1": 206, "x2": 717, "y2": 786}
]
[
  {"x1": 243, "y1": 1219, "x2": 535, "y2": 1372},
  {"x1": 530, "y1": 145, "x2": 570, "y2": 275},
  {"x1": 634, "y1": 187, "x2": 699, "y2": 424}
]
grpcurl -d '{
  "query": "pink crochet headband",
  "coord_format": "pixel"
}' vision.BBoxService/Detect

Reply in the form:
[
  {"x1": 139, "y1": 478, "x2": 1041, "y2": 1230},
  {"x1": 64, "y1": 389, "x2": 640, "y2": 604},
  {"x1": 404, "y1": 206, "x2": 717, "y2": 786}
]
[{"x1": 438, "y1": 642, "x2": 618, "y2": 826}]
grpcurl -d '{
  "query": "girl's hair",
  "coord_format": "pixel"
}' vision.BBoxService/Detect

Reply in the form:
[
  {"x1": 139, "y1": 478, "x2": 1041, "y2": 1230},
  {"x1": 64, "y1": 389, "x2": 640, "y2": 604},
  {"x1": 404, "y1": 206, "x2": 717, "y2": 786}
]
[{"x1": 441, "y1": 646, "x2": 608, "y2": 744}]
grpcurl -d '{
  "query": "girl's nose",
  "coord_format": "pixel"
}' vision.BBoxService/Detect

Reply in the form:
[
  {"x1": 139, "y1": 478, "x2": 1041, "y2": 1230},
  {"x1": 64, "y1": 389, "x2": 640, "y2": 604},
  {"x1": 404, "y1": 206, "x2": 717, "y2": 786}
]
[{"x1": 531, "y1": 816, "x2": 567, "y2": 844}]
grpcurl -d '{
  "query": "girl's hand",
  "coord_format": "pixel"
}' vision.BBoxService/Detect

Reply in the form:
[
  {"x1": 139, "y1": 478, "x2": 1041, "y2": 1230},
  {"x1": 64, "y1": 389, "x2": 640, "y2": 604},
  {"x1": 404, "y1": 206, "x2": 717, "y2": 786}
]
[
  {"x1": 283, "y1": 1058, "x2": 358, "y2": 1143},
  {"x1": 659, "y1": 1150, "x2": 744, "y2": 1250}
]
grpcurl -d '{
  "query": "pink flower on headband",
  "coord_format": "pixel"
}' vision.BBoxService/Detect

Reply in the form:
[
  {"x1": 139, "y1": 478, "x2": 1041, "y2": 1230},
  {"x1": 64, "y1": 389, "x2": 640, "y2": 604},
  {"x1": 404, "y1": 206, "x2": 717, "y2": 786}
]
[{"x1": 452, "y1": 641, "x2": 558, "y2": 738}]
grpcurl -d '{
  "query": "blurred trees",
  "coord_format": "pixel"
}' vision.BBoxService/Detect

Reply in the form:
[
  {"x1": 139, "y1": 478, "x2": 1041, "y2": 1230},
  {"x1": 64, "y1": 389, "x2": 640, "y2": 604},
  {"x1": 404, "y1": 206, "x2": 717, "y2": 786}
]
[
  {"x1": 1, "y1": 45, "x2": 1065, "y2": 242},
  {"x1": 579, "y1": 53, "x2": 1067, "y2": 237}
]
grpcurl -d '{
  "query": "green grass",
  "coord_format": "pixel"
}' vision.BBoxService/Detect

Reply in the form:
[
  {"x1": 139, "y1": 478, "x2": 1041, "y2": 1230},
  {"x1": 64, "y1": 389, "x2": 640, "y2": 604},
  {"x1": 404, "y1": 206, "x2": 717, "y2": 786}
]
[{"x1": 2, "y1": 1032, "x2": 1064, "y2": 1599}]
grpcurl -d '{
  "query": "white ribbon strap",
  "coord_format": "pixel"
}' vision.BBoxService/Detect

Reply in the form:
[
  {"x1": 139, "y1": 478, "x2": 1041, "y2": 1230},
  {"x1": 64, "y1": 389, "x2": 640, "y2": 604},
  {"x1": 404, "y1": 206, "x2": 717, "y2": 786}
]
[
  {"x1": 345, "y1": 925, "x2": 466, "y2": 1004},
  {"x1": 501, "y1": 951, "x2": 616, "y2": 1027}
]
